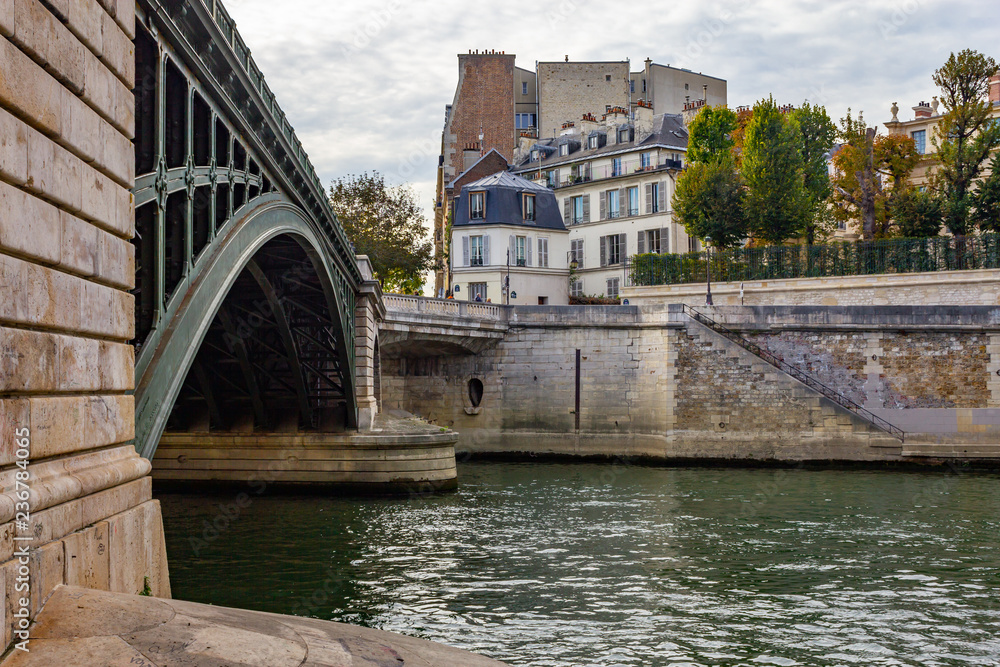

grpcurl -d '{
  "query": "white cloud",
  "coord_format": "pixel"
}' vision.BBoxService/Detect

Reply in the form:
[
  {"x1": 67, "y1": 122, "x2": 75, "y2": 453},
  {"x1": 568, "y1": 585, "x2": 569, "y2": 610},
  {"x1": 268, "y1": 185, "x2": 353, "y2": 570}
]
[{"x1": 222, "y1": 0, "x2": 997, "y2": 290}]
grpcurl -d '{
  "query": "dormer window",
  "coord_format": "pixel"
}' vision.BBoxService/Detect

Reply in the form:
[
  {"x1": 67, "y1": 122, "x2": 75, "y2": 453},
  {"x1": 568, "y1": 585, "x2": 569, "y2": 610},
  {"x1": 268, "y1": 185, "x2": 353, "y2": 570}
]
[
  {"x1": 559, "y1": 144, "x2": 569, "y2": 156},
  {"x1": 588, "y1": 135, "x2": 599, "y2": 149},
  {"x1": 470, "y1": 191, "x2": 485, "y2": 220},
  {"x1": 523, "y1": 193, "x2": 536, "y2": 221},
  {"x1": 531, "y1": 149, "x2": 539, "y2": 162},
  {"x1": 618, "y1": 127, "x2": 630, "y2": 143}
]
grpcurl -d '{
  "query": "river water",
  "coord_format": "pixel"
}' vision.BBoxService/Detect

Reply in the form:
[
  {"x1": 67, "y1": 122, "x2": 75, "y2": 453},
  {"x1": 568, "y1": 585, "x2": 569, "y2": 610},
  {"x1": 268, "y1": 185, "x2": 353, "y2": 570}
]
[{"x1": 158, "y1": 462, "x2": 1000, "y2": 666}]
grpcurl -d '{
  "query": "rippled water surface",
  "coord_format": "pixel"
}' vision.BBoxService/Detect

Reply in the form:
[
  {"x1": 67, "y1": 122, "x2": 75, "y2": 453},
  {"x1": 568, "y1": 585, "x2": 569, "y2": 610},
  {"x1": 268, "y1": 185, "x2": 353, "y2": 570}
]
[{"x1": 159, "y1": 463, "x2": 1000, "y2": 666}]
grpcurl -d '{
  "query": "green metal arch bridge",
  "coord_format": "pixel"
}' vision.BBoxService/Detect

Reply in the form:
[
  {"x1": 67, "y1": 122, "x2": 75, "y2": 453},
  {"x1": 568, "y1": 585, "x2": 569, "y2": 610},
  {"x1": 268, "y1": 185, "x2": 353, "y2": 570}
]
[{"x1": 132, "y1": 0, "x2": 363, "y2": 458}]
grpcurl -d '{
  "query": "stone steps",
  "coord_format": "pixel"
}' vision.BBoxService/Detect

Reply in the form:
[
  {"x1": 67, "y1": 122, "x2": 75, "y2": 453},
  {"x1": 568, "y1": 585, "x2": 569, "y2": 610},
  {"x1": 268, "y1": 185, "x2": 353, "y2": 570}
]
[{"x1": 902, "y1": 443, "x2": 1000, "y2": 458}]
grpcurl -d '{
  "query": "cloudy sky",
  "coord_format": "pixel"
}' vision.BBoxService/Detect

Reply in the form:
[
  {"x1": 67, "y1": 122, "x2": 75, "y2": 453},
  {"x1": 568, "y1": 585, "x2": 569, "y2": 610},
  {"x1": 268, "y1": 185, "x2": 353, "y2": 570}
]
[{"x1": 224, "y1": 0, "x2": 995, "y2": 245}]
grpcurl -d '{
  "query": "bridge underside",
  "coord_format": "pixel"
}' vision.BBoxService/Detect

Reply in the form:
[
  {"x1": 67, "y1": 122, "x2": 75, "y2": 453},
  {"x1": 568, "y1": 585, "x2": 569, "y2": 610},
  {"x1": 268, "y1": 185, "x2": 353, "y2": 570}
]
[{"x1": 166, "y1": 235, "x2": 351, "y2": 433}]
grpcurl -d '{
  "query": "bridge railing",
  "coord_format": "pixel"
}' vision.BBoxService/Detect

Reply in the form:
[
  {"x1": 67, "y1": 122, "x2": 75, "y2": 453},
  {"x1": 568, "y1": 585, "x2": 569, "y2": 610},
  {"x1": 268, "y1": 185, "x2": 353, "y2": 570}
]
[{"x1": 383, "y1": 295, "x2": 506, "y2": 321}]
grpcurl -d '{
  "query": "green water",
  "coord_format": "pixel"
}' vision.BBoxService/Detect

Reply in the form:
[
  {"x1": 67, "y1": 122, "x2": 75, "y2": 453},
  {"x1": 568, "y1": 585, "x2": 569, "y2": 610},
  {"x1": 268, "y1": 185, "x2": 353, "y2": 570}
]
[{"x1": 158, "y1": 462, "x2": 1000, "y2": 666}]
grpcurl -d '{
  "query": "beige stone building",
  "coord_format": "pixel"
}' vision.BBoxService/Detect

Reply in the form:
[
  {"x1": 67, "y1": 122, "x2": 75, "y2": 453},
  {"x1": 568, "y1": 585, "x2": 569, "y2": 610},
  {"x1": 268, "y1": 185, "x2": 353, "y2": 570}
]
[
  {"x1": 512, "y1": 106, "x2": 690, "y2": 300},
  {"x1": 883, "y1": 74, "x2": 1000, "y2": 189}
]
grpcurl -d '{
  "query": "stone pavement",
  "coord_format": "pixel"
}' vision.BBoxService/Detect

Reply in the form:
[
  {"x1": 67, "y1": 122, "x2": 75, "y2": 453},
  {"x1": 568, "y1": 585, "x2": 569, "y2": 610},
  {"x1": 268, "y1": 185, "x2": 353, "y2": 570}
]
[{"x1": 2, "y1": 586, "x2": 510, "y2": 667}]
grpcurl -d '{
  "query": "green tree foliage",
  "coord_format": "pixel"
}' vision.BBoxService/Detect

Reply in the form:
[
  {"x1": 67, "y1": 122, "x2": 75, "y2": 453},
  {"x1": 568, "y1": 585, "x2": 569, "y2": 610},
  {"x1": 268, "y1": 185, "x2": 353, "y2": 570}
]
[
  {"x1": 686, "y1": 105, "x2": 739, "y2": 164},
  {"x1": 831, "y1": 110, "x2": 919, "y2": 239},
  {"x1": 672, "y1": 154, "x2": 747, "y2": 249},
  {"x1": 894, "y1": 188, "x2": 944, "y2": 238},
  {"x1": 741, "y1": 97, "x2": 809, "y2": 245},
  {"x1": 329, "y1": 171, "x2": 433, "y2": 294},
  {"x1": 930, "y1": 49, "x2": 1000, "y2": 235},
  {"x1": 971, "y1": 153, "x2": 1000, "y2": 233},
  {"x1": 790, "y1": 102, "x2": 838, "y2": 243}
]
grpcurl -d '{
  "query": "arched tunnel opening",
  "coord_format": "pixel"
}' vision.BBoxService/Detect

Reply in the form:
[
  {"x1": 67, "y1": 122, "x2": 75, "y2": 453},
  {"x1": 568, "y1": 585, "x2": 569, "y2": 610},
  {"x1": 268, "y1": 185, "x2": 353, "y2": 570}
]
[{"x1": 164, "y1": 235, "x2": 352, "y2": 435}]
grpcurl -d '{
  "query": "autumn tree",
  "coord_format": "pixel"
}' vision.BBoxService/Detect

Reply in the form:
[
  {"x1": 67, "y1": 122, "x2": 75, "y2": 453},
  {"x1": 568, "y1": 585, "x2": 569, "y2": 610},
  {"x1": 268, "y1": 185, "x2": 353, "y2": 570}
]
[
  {"x1": 686, "y1": 105, "x2": 739, "y2": 164},
  {"x1": 741, "y1": 97, "x2": 810, "y2": 245},
  {"x1": 672, "y1": 153, "x2": 747, "y2": 249},
  {"x1": 790, "y1": 102, "x2": 838, "y2": 243},
  {"x1": 831, "y1": 110, "x2": 919, "y2": 239},
  {"x1": 329, "y1": 171, "x2": 433, "y2": 294},
  {"x1": 931, "y1": 49, "x2": 1000, "y2": 235}
]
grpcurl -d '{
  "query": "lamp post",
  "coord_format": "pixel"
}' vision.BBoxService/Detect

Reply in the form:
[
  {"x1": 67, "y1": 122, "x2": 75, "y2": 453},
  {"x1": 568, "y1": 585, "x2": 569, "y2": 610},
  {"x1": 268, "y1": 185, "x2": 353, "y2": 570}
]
[{"x1": 704, "y1": 236, "x2": 713, "y2": 306}]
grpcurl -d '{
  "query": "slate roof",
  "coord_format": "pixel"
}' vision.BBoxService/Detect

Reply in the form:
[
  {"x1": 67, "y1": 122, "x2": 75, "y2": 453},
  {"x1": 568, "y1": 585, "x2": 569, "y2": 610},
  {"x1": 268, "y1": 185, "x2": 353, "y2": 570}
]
[
  {"x1": 512, "y1": 113, "x2": 688, "y2": 173},
  {"x1": 453, "y1": 171, "x2": 566, "y2": 231}
]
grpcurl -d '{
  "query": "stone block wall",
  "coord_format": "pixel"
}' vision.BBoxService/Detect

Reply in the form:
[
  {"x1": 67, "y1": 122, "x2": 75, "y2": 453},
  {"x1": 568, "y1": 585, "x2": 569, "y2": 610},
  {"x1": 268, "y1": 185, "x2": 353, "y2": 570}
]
[
  {"x1": 624, "y1": 268, "x2": 1000, "y2": 306},
  {"x1": 537, "y1": 61, "x2": 629, "y2": 139},
  {"x1": 0, "y1": 0, "x2": 169, "y2": 645}
]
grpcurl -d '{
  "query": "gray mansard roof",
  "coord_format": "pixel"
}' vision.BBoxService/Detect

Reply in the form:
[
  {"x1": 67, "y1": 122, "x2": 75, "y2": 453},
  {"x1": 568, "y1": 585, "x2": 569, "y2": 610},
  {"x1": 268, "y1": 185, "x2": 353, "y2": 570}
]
[{"x1": 453, "y1": 171, "x2": 566, "y2": 231}]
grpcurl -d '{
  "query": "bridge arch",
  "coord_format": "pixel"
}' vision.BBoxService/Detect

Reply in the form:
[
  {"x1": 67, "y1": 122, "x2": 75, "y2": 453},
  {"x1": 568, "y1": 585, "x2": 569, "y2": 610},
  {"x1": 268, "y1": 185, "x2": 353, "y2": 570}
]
[{"x1": 134, "y1": 197, "x2": 358, "y2": 460}]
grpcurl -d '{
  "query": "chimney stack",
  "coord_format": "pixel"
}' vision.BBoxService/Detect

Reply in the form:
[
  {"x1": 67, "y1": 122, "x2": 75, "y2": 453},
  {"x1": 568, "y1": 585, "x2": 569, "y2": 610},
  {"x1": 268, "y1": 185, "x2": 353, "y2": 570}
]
[{"x1": 912, "y1": 101, "x2": 933, "y2": 119}]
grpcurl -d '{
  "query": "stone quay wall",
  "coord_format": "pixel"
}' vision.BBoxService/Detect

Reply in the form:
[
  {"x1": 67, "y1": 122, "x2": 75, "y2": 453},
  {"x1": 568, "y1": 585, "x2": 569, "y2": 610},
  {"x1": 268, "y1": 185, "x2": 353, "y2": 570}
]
[
  {"x1": 623, "y1": 268, "x2": 1000, "y2": 307},
  {"x1": 380, "y1": 305, "x2": 1000, "y2": 461},
  {"x1": 0, "y1": 0, "x2": 169, "y2": 646}
]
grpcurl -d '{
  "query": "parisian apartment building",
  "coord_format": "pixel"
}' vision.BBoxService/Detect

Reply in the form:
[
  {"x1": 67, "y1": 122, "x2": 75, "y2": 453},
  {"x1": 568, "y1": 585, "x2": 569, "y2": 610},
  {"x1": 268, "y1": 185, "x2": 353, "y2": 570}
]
[{"x1": 434, "y1": 52, "x2": 725, "y2": 298}]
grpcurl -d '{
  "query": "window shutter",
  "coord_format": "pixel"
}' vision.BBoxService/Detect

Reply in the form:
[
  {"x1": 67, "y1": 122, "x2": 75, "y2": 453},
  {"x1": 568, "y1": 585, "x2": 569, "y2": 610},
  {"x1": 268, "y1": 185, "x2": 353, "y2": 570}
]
[
  {"x1": 606, "y1": 278, "x2": 614, "y2": 296},
  {"x1": 645, "y1": 183, "x2": 652, "y2": 214},
  {"x1": 563, "y1": 197, "x2": 571, "y2": 224},
  {"x1": 658, "y1": 180, "x2": 666, "y2": 212},
  {"x1": 637, "y1": 231, "x2": 645, "y2": 254},
  {"x1": 582, "y1": 194, "x2": 591, "y2": 223},
  {"x1": 619, "y1": 233, "x2": 627, "y2": 258},
  {"x1": 660, "y1": 227, "x2": 669, "y2": 254},
  {"x1": 483, "y1": 234, "x2": 491, "y2": 265},
  {"x1": 618, "y1": 188, "x2": 626, "y2": 217},
  {"x1": 527, "y1": 237, "x2": 532, "y2": 266},
  {"x1": 509, "y1": 235, "x2": 515, "y2": 264},
  {"x1": 600, "y1": 236, "x2": 607, "y2": 267},
  {"x1": 462, "y1": 236, "x2": 470, "y2": 267},
  {"x1": 599, "y1": 191, "x2": 606, "y2": 220}
]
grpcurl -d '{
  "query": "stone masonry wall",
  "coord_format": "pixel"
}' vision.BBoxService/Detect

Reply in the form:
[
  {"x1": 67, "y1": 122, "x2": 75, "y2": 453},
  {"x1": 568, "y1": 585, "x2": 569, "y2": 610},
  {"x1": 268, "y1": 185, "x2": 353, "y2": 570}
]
[
  {"x1": 537, "y1": 61, "x2": 629, "y2": 140},
  {"x1": 0, "y1": 0, "x2": 169, "y2": 647}
]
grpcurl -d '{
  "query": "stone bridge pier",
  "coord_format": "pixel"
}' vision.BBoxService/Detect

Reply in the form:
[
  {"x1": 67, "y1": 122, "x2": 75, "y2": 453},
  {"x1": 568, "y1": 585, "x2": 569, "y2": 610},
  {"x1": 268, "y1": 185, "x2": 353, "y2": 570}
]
[{"x1": 0, "y1": 0, "x2": 171, "y2": 646}]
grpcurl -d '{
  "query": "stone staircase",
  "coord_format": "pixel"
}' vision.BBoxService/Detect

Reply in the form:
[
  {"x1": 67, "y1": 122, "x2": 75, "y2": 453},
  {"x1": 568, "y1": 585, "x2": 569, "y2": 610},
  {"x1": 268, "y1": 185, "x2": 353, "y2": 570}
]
[
  {"x1": 680, "y1": 316, "x2": 901, "y2": 445},
  {"x1": 900, "y1": 443, "x2": 1000, "y2": 458},
  {"x1": 682, "y1": 306, "x2": 905, "y2": 443}
]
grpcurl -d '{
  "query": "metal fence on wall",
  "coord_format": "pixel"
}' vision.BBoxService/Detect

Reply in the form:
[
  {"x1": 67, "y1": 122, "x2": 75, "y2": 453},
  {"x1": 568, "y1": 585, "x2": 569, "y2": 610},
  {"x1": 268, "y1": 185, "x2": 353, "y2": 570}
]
[{"x1": 626, "y1": 235, "x2": 1000, "y2": 287}]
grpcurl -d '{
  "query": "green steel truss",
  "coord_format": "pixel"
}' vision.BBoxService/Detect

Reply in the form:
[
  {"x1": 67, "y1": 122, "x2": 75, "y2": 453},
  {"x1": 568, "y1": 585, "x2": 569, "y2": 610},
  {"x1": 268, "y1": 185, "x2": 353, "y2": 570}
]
[{"x1": 132, "y1": 0, "x2": 360, "y2": 458}]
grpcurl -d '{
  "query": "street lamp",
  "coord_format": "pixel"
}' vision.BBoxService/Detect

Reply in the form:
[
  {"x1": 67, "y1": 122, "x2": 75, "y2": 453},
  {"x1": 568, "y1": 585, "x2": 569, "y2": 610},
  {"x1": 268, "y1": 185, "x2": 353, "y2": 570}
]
[{"x1": 704, "y1": 236, "x2": 713, "y2": 306}]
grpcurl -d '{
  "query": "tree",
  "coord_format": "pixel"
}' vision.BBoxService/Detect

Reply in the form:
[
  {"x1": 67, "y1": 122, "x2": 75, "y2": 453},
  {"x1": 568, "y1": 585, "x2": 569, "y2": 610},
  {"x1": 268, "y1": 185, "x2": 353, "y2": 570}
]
[
  {"x1": 930, "y1": 49, "x2": 1000, "y2": 235},
  {"x1": 894, "y1": 188, "x2": 944, "y2": 238},
  {"x1": 329, "y1": 171, "x2": 433, "y2": 294},
  {"x1": 971, "y1": 153, "x2": 1000, "y2": 234},
  {"x1": 672, "y1": 153, "x2": 747, "y2": 249},
  {"x1": 831, "y1": 110, "x2": 919, "y2": 239},
  {"x1": 790, "y1": 102, "x2": 838, "y2": 243},
  {"x1": 686, "y1": 105, "x2": 738, "y2": 164},
  {"x1": 741, "y1": 97, "x2": 809, "y2": 245}
]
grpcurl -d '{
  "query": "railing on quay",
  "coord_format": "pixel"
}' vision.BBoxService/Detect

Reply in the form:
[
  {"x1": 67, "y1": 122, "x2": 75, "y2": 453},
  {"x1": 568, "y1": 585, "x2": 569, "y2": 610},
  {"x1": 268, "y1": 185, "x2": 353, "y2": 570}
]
[
  {"x1": 681, "y1": 305, "x2": 905, "y2": 442},
  {"x1": 627, "y1": 235, "x2": 1000, "y2": 287},
  {"x1": 383, "y1": 294, "x2": 505, "y2": 321}
]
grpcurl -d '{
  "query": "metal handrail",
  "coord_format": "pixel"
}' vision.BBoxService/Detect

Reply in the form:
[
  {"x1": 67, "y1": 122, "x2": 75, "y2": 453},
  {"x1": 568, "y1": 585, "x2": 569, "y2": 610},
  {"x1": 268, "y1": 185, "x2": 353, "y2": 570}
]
[{"x1": 681, "y1": 304, "x2": 905, "y2": 442}]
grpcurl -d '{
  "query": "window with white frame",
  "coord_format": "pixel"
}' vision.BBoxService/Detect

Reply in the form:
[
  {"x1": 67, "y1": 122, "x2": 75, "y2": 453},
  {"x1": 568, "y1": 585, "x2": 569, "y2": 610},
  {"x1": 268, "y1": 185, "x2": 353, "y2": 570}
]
[
  {"x1": 912, "y1": 129, "x2": 927, "y2": 154},
  {"x1": 607, "y1": 189, "x2": 620, "y2": 218},
  {"x1": 470, "y1": 191, "x2": 485, "y2": 219},
  {"x1": 470, "y1": 235, "x2": 484, "y2": 266},
  {"x1": 559, "y1": 143, "x2": 569, "y2": 156},
  {"x1": 515, "y1": 236, "x2": 527, "y2": 266},
  {"x1": 603, "y1": 234, "x2": 623, "y2": 265},
  {"x1": 588, "y1": 135, "x2": 599, "y2": 149},
  {"x1": 651, "y1": 181, "x2": 661, "y2": 213},
  {"x1": 522, "y1": 81, "x2": 528, "y2": 95},
  {"x1": 523, "y1": 193, "x2": 536, "y2": 221},
  {"x1": 572, "y1": 195, "x2": 585, "y2": 224},
  {"x1": 469, "y1": 282, "x2": 487, "y2": 301},
  {"x1": 644, "y1": 229, "x2": 661, "y2": 254},
  {"x1": 627, "y1": 186, "x2": 639, "y2": 216},
  {"x1": 516, "y1": 113, "x2": 537, "y2": 129},
  {"x1": 537, "y1": 237, "x2": 549, "y2": 267},
  {"x1": 570, "y1": 279, "x2": 583, "y2": 297},
  {"x1": 640, "y1": 152, "x2": 651, "y2": 169},
  {"x1": 612, "y1": 157, "x2": 622, "y2": 177},
  {"x1": 606, "y1": 277, "x2": 620, "y2": 299},
  {"x1": 570, "y1": 238, "x2": 584, "y2": 268}
]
